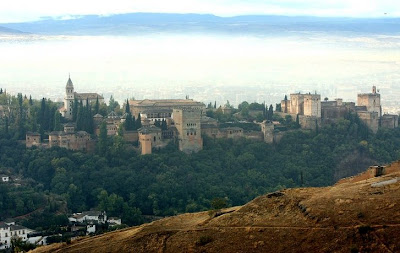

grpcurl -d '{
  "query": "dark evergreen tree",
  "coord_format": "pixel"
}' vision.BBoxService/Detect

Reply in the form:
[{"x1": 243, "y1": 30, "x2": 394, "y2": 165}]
[
  {"x1": 72, "y1": 97, "x2": 78, "y2": 121},
  {"x1": 97, "y1": 121, "x2": 108, "y2": 156},
  {"x1": 86, "y1": 104, "x2": 94, "y2": 134},
  {"x1": 76, "y1": 102, "x2": 84, "y2": 131},
  {"x1": 136, "y1": 113, "x2": 142, "y2": 129},
  {"x1": 16, "y1": 93, "x2": 25, "y2": 139},
  {"x1": 29, "y1": 95, "x2": 33, "y2": 106},
  {"x1": 125, "y1": 99, "x2": 130, "y2": 114},
  {"x1": 296, "y1": 114, "x2": 300, "y2": 128},
  {"x1": 48, "y1": 107, "x2": 56, "y2": 132},
  {"x1": 95, "y1": 96, "x2": 100, "y2": 115},
  {"x1": 124, "y1": 113, "x2": 135, "y2": 131},
  {"x1": 214, "y1": 101, "x2": 217, "y2": 109},
  {"x1": 39, "y1": 98, "x2": 46, "y2": 126},
  {"x1": 54, "y1": 111, "x2": 62, "y2": 131},
  {"x1": 0, "y1": 88, "x2": 2, "y2": 94},
  {"x1": 43, "y1": 102, "x2": 50, "y2": 131}
]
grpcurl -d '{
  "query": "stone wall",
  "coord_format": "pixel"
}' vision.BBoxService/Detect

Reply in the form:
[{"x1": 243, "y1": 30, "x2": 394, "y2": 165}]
[
  {"x1": 381, "y1": 114, "x2": 399, "y2": 129},
  {"x1": 357, "y1": 111, "x2": 379, "y2": 133}
]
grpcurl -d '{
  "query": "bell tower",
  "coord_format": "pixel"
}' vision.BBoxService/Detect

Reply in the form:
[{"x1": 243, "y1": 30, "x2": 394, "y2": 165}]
[{"x1": 64, "y1": 74, "x2": 75, "y2": 120}]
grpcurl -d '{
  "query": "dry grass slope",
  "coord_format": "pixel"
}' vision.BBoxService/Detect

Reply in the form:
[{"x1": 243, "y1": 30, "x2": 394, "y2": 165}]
[{"x1": 32, "y1": 162, "x2": 400, "y2": 253}]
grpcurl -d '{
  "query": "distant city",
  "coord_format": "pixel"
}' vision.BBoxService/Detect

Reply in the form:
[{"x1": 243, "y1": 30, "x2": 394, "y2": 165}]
[{"x1": 3, "y1": 80, "x2": 400, "y2": 114}]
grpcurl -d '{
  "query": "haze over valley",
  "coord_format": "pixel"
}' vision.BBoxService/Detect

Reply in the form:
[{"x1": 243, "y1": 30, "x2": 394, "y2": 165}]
[{"x1": 1, "y1": 14, "x2": 400, "y2": 111}]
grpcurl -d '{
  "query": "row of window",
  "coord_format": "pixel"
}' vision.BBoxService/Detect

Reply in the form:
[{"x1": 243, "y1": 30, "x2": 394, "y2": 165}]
[
  {"x1": 0, "y1": 230, "x2": 25, "y2": 238},
  {"x1": 187, "y1": 131, "x2": 197, "y2": 136},
  {"x1": 187, "y1": 123, "x2": 197, "y2": 127}
]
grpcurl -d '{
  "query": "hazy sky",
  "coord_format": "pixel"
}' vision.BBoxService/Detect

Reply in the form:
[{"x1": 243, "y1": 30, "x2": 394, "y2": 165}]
[{"x1": 0, "y1": 0, "x2": 398, "y2": 23}]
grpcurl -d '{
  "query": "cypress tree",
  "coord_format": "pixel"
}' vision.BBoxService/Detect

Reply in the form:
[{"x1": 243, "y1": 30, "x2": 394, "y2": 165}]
[
  {"x1": 54, "y1": 110, "x2": 61, "y2": 131},
  {"x1": 97, "y1": 121, "x2": 108, "y2": 156},
  {"x1": 0, "y1": 88, "x2": 2, "y2": 94},
  {"x1": 87, "y1": 104, "x2": 94, "y2": 134},
  {"x1": 39, "y1": 98, "x2": 46, "y2": 126},
  {"x1": 268, "y1": 104, "x2": 273, "y2": 120},
  {"x1": 48, "y1": 107, "x2": 56, "y2": 132},
  {"x1": 43, "y1": 103, "x2": 50, "y2": 131},
  {"x1": 72, "y1": 97, "x2": 78, "y2": 121},
  {"x1": 29, "y1": 95, "x2": 33, "y2": 106},
  {"x1": 214, "y1": 101, "x2": 217, "y2": 109},
  {"x1": 125, "y1": 99, "x2": 130, "y2": 114},
  {"x1": 136, "y1": 114, "x2": 142, "y2": 129},
  {"x1": 131, "y1": 115, "x2": 136, "y2": 130},
  {"x1": 95, "y1": 96, "x2": 100, "y2": 114},
  {"x1": 76, "y1": 102, "x2": 84, "y2": 130}
]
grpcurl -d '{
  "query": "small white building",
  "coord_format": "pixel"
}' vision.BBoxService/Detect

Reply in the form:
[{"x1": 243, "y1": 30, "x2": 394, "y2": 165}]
[
  {"x1": 68, "y1": 211, "x2": 107, "y2": 224},
  {"x1": 108, "y1": 217, "x2": 122, "y2": 226},
  {"x1": 86, "y1": 225, "x2": 96, "y2": 235}
]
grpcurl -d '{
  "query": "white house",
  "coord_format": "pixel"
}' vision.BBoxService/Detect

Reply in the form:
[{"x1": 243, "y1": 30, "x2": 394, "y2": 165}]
[{"x1": 0, "y1": 222, "x2": 34, "y2": 250}]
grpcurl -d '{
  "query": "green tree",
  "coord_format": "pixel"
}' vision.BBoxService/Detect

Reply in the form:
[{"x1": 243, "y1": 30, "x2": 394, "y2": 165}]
[
  {"x1": 94, "y1": 96, "x2": 100, "y2": 115},
  {"x1": 125, "y1": 99, "x2": 130, "y2": 114},
  {"x1": 136, "y1": 113, "x2": 142, "y2": 129},
  {"x1": 54, "y1": 110, "x2": 62, "y2": 131},
  {"x1": 97, "y1": 121, "x2": 108, "y2": 156},
  {"x1": 72, "y1": 97, "x2": 78, "y2": 121},
  {"x1": 268, "y1": 104, "x2": 274, "y2": 120}
]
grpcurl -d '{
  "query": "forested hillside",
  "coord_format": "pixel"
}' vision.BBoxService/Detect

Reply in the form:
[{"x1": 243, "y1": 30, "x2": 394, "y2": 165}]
[{"x1": 2, "y1": 109, "x2": 400, "y2": 230}]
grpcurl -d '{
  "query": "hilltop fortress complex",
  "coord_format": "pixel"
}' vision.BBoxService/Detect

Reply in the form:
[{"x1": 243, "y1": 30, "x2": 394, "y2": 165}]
[
  {"x1": 24, "y1": 77, "x2": 399, "y2": 155},
  {"x1": 279, "y1": 86, "x2": 398, "y2": 132}
]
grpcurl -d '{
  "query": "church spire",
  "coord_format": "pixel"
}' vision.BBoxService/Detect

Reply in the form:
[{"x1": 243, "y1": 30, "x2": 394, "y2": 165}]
[{"x1": 66, "y1": 74, "x2": 74, "y2": 89}]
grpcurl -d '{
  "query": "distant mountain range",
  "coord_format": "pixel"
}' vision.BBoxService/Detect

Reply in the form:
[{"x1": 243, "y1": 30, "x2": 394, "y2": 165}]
[
  {"x1": 1, "y1": 13, "x2": 400, "y2": 36},
  {"x1": 0, "y1": 25, "x2": 25, "y2": 34}
]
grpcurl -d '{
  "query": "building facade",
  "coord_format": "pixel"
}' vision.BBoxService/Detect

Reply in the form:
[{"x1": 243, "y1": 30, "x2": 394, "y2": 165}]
[{"x1": 61, "y1": 76, "x2": 104, "y2": 120}]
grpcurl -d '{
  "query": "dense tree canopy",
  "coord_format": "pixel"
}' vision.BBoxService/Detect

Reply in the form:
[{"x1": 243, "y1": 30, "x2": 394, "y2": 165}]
[{"x1": 1, "y1": 112, "x2": 400, "y2": 229}]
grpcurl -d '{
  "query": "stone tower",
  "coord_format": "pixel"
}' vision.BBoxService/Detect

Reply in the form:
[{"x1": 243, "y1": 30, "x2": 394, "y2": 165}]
[
  {"x1": 139, "y1": 130, "x2": 152, "y2": 155},
  {"x1": 261, "y1": 121, "x2": 274, "y2": 144},
  {"x1": 357, "y1": 86, "x2": 382, "y2": 117},
  {"x1": 303, "y1": 93, "x2": 321, "y2": 117},
  {"x1": 64, "y1": 75, "x2": 75, "y2": 120},
  {"x1": 173, "y1": 108, "x2": 203, "y2": 154}
]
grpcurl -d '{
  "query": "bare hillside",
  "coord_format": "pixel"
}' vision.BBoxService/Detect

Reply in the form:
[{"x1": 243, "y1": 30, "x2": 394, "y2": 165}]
[{"x1": 32, "y1": 162, "x2": 400, "y2": 253}]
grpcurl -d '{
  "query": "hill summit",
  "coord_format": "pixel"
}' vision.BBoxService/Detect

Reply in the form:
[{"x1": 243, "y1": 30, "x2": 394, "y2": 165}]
[{"x1": 33, "y1": 162, "x2": 400, "y2": 253}]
